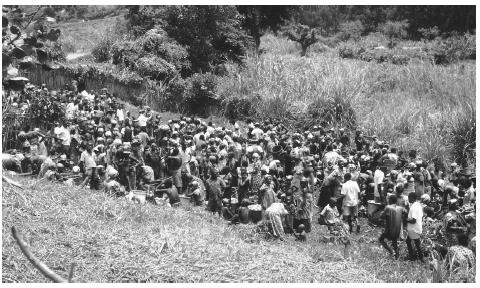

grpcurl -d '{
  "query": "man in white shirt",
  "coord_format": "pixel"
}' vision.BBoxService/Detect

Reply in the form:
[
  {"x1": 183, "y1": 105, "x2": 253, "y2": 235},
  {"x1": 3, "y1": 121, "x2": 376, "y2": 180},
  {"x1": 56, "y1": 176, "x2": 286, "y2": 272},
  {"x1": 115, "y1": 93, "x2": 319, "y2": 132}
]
[
  {"x1": 406, "y1": 192, "x2": 424, "y2": 262},
  {"x1": 251, "y1": 123, "x2": 264, "y2": 140},
  {"x1": 341, "y1": 173, "x2": 361, "y2": 233},
  {"x1": 134, "y1": 110, "x2": 151, "y2": 128},
  {"x1": 374, "y1": 166, "x2": 386, "y2": 203}
]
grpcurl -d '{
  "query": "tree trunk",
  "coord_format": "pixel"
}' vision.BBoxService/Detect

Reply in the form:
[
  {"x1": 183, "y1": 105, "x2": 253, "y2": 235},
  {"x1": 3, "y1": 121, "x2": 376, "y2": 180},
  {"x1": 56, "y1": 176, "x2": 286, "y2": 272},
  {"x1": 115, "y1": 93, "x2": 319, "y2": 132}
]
[{"x1": 301, "y1": 45, "x2": 307, "y2": 57}]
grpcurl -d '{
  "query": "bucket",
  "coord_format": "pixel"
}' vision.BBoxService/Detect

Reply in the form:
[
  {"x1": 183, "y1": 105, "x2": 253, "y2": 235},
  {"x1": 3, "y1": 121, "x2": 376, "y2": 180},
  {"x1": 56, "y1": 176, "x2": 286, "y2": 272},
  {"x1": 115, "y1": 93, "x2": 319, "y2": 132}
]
[
  {"x1": 132, "y1": 190, "x2": 147, "y2": 204},
  {"x1": 367, "y1": 200, "x2": 382, "y2": 216}
]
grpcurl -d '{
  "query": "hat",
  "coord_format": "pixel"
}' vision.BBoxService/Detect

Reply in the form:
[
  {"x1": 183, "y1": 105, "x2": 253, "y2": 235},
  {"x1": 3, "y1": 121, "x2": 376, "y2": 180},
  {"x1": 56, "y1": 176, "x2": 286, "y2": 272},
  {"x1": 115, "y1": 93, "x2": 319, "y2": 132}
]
[{"x1": 286, "y1": 175, "x2": 293, "y2": 181}]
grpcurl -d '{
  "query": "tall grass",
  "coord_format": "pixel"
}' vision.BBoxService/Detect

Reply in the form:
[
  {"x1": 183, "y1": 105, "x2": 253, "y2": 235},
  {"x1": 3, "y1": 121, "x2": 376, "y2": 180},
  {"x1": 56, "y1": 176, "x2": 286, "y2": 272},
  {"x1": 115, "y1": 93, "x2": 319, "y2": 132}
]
[{"x1": 217, "y1": 35, "x2": 475, "y2": 166}]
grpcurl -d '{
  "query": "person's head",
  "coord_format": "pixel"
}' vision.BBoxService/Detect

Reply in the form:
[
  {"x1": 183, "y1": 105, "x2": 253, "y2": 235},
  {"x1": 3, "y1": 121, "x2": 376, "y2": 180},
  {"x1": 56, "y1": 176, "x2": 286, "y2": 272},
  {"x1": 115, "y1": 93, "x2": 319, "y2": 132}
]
[
  {"x1": 388, "y1": 194, "x2": 398, "y2": 205},
  {"x1": 297, "y1": 224, "x2": 305, "y2": 233},
  {"x1": 344, "y1": 173, "x2": 352, "y2": 181},
  {"x1": 395, "y1": 185, "x2": 404, "y2": 196},
  {"x1": 408, "y1": 192, "x2": 417, "y2": 204},
  {"x1": 164, "y1": 179, "x2": 173, "y2": 188},
  {"x1": 241, "y1": 169, "x2": 247, "y2": 179},
  {"x1": 264, "y1": 175, "x2": 272, "y2": 184},
  {"x1": 211, "y1": 168, "x2": 219, "y2": 179}
]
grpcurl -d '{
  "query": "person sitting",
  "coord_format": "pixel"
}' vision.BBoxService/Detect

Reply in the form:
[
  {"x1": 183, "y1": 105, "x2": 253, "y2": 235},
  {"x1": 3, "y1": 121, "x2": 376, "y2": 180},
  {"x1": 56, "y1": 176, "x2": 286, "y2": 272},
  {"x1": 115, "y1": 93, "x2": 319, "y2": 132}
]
[
  {"x1": 157, "y1": 179, "x2": 181, "y2": 207},
  {"x1": 294, "y1": 224, "x2": 307, "y2": 242},
  {"x1": 319, "y1": 197, "x2": 341, "y2": 229}
]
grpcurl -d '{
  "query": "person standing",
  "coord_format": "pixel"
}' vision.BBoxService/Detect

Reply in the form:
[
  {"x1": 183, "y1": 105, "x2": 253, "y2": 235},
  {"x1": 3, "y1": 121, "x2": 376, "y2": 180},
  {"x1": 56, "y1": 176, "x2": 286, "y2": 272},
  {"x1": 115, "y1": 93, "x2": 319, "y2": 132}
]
[
  {"x1": 341, "y1": 173, "x2": 361, "y2": 233},
  {"x1": 406, "y1": 192, "x2": 424, "y2": 262},
  {"x1": 379, "y1": 195, "x2": 406, "y2": 259},
  {"x1": 205, "y1": 168, "x2": 226, "y2": 217}
]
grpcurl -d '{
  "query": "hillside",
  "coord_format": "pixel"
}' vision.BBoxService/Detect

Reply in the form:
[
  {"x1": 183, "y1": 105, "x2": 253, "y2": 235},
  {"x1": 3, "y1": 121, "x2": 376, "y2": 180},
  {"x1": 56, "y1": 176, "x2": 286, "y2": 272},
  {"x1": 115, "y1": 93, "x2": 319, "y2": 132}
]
[
  {"x1": 56, "y1": 16, "x2": 126, "y2": 54},
  {"x1": 2, "y1": 175, "x2": 437, "y2": 283}
]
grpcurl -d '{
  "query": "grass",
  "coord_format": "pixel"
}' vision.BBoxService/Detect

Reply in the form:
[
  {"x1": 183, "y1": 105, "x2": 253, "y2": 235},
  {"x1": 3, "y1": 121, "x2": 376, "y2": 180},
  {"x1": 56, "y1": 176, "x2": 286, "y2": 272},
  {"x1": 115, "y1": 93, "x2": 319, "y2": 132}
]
[
  {"x1": 217, "y1": 34, "x2": 475, "y2": 168},
  {"x1": 2, "y1": 175, "x2": 458, "y2": 283},
  {"x1": 55, "y1": 16, "x2": 127, "y2": 54}
]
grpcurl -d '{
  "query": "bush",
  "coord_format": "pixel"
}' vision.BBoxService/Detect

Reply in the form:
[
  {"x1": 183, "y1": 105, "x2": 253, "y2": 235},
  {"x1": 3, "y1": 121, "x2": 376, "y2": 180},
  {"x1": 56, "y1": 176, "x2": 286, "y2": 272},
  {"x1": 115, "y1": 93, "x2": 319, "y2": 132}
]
[
  {"x1": 337, "y1": 20, "x2": 364, "y2": 42},
  {"x1": 425, "y1": 32, "x2": 476, "y2": 65},
  {"x1": 135, "y1": 54, "x2": 178, "y2": 81},
  {"x1": 92, "y1": 38, "x2": 114, "y2": 62},
  {"x1": 163, "y1": 77, "x2": 187, "y2": 112},
  {"x1": 338, "y1": 42, "x2": 366, "y2": 59},
  {"x1": 418, "y1": 26, "x2": 440, "y2": 41},
  {"x1": 223, "y1": 96, "x2": 257, "y2": 121}
]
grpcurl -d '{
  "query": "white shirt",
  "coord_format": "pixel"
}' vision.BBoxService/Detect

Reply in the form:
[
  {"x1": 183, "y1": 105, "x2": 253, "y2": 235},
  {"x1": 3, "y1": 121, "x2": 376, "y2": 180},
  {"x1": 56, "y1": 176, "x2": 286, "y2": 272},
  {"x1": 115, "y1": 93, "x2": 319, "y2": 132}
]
[
  {"x1": 251, "y1": 128, "x2": 264, "y2": 140},
  {"x1": 373, "y1": 169, "x2": 385, "y2": 197},
  {"x1": 59, "y1": 127, "x2": 71, "y2": 146},
  {"x1": 137, "y1": 114, "x2": 149, "y2": 127},
  {"x1": 116, "y1": 109, "x2": 124, "y2": 121},
  {"x1": 341, "y1": 180, "x2": 360, "y2": 206},
  {"x1": 407, "y1": 201, "x2": 423, "y2": 234}
]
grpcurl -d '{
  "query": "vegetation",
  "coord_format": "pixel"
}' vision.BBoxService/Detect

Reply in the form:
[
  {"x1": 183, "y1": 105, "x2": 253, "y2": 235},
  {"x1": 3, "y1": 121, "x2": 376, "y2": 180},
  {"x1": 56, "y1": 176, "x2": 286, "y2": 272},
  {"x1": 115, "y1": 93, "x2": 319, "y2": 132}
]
[{"x1": 5, "y1": 175, "x2": 472, "y2": 283}]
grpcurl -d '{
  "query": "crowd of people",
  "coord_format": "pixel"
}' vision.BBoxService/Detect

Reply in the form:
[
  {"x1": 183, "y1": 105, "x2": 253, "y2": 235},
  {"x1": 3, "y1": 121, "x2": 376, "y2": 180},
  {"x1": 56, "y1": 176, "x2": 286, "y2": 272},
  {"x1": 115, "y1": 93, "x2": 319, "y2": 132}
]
[{"x1": 2, "y1": 81, "x2": 476, "y2": 266}]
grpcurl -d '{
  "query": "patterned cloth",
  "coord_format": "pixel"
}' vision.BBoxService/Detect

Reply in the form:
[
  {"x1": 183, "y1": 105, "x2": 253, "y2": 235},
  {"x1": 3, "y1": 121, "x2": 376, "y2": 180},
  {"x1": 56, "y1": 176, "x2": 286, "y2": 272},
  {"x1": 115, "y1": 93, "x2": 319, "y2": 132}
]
[{"x1": 444, "y1": 245, "x2": 475, "y2": 271}]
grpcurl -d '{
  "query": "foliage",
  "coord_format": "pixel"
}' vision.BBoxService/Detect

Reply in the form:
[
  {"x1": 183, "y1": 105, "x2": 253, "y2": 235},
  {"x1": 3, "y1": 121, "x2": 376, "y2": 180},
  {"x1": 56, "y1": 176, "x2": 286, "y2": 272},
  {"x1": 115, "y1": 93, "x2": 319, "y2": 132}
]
[
  {"x1": 183, "y1": 72, "x2": 219, "y2": 116},
  {"x1": 418, "y1": 26, "x2": 441, "y2": 41},
  {"x1": 424, "y1": 32, "x2": 476, "y2": 65},
  {"x1": 160, "y1": 6, "x2": 251, "y2": 74},
  {"x1": 237, "y1": 6, "x2": 295, "y2": 51},
  {"x1": 292, "y1": 6, "x2": 475, "y2": 39},
  {"x1": 140, "y1": 29, "x2": 190, "y2": 75},
  {"x1": 282, "y1": 23, "x2": 319, "y2": 56},
  {"x1": 2, "y1": 6, "x2": 63, "y2": 89},
  {"x1": 380, "y1": 20, "x2": 409, "y2": 48},
  {"x1": 306, "y1": 94, "x2": 357, "y2": 130},
  {"x1": 449, "y1": 103, "x2": 476, "y2": 168},
  {"x1": 338, "y1": 42, "x2": 366, "y2": 59},
  {"x1": 337, "y1": 20, "x2": 364, "y2": 42},
  {"x1": 91, "y1": 38, "x2": 114, "y2": 62},
  {"x1": 124, "y1": 5, "x2": 158, "y2": 37},
  {"x1": 135, "y1": 54, "x2": 177, "y2": 82}
]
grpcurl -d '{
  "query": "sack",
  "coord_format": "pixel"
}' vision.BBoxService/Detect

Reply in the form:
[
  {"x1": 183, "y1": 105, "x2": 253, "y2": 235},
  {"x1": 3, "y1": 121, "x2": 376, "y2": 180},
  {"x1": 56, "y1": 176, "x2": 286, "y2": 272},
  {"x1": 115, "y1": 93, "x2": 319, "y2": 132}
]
[{"x1": 400, "y1": 229, "x2": 408, "y2": 241}]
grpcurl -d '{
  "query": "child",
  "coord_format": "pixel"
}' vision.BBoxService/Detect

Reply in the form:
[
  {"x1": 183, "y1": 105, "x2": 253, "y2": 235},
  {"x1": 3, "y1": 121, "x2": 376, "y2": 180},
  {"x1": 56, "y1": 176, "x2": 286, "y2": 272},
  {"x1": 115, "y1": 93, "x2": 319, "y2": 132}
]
[{"x1": 294, "y1": 224, "x2": 307, "y2": 242}]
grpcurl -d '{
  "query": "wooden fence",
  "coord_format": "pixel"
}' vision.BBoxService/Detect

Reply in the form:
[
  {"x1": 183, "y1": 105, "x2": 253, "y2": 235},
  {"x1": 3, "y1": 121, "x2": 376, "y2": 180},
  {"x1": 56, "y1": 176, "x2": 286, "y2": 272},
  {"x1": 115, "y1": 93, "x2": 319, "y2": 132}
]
[{"x1": 19, "y1": 65, "x2": 151, "y2": 106}]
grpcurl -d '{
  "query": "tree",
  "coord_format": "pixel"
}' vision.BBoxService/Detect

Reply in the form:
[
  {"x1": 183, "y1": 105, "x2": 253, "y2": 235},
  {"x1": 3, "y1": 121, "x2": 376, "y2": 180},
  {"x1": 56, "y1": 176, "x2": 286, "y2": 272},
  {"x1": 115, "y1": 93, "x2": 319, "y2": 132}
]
[
  {"x1": 237, "y1": 6, "x2": 295, "y2": 52},
  {"x1": 160, "y1": 5, "x2": 251, "y2": 74},
  {"x1": 283, "y1": 23, "x2": 319, "y2": 56},
  {"x1": 2, "y1": 5, "x2": 63, "y2": 86}
]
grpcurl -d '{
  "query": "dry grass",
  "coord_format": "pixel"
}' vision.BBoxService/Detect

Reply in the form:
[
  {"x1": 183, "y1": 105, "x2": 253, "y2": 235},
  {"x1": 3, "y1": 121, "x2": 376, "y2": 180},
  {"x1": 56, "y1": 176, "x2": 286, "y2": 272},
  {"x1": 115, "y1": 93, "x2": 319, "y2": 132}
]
[{"x1": 4, "y1": 175, "x2": 465, "y2": 283}]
